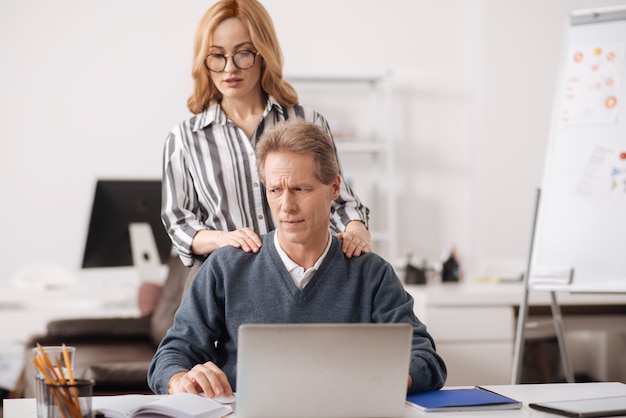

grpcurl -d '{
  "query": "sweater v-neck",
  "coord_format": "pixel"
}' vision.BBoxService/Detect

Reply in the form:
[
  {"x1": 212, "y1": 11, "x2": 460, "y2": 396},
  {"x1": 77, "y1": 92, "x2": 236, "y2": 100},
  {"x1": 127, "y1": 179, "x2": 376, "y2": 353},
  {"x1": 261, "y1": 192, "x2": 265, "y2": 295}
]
[{"x1": 267, "y1": 232, "x2": 338, "y2": 301}]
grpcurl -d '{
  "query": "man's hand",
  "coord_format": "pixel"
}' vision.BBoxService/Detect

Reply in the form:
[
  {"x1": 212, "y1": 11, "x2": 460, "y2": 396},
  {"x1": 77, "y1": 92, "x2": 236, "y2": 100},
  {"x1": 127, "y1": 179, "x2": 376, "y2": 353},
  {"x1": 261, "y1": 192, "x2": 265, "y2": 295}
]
[
  {"x1": 336, "y1": 220, "x2": 371, "y2": 258},
  {"x1": 168, "y1": 361, "x2": 233, "y2": 398}
]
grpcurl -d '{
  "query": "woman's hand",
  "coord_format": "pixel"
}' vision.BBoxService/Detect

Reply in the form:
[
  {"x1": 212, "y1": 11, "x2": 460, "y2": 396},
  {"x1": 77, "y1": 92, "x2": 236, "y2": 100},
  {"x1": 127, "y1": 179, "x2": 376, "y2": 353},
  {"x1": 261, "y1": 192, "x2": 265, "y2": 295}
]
[
  {"x1": 215, "y1": 227, "x2": 262, "y2": 252},
  {"x1": 192, "y1": 227, "x2": 262, "y2": 255},
  {"x1": 168, "y1": 361, "x2": 233, "y2": 398},
  {"x1": 336, "y1": 220, "x2": 371, "y2": 258}
]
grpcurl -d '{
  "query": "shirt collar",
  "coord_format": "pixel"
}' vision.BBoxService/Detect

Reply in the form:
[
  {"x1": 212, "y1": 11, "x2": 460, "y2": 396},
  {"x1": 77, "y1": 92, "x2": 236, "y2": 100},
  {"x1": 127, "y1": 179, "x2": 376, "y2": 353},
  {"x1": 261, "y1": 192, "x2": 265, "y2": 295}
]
[
  {"x1": 192, "y1": 95, "x2": 282, "y2": 132},
  {"x1": 274, "y1": 231, "x2": 332, "y2": 274}
]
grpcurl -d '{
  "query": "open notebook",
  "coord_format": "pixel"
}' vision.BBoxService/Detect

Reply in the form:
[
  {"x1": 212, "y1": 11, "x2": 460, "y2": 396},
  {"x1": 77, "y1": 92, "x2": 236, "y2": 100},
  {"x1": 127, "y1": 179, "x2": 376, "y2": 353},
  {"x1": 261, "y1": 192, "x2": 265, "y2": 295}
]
[{"x1": 235, "y1": 323, "x2": 412, "y2": 418}]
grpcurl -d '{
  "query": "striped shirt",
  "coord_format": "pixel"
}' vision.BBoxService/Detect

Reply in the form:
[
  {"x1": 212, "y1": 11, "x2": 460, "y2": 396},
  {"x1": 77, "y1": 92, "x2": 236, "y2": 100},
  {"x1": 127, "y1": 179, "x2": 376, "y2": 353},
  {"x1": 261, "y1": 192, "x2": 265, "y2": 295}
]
[{"x1": 161, "y1": 95, "x2": 370, "y2": 266}]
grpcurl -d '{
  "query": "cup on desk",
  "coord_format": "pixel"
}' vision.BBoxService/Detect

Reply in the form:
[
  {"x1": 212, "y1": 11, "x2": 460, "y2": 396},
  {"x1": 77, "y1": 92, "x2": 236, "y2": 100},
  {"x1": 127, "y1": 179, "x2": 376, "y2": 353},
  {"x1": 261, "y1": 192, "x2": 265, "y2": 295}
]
[
  {"x1": 32, "y1": 346, "x2": 76, "y2": 418},
  {"x1": 41, "y1": 379, "x2": 94, "y2": 418}
]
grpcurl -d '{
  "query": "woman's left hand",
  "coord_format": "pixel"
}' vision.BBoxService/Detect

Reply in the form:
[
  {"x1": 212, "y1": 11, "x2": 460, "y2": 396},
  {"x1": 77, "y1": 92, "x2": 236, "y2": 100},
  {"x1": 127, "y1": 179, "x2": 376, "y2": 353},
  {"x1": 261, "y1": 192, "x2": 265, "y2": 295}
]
[{"x1": 336, "y1": 221, "x2": 371, "y2": 258}]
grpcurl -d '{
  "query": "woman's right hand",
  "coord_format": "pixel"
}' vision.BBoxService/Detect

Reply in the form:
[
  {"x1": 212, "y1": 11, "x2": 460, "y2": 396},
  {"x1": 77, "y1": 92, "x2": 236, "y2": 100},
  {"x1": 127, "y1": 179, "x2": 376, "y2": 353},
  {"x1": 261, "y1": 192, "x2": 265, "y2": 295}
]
[
  {"x1": 216, "y1": 227, "x2": 262, "y2": 252},
  {"x1": 192, "y1": 227, "x2": 262, "y2": 255}
]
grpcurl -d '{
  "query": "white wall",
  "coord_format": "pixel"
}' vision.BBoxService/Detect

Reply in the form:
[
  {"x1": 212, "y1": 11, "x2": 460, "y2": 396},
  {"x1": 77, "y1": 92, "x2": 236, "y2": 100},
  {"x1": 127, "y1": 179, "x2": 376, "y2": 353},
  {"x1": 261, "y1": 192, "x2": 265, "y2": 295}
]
[
  {"x1": 1, "y1": 0, "x2": 624, "y2": 282},
  {"x1": 475, "y1": 0, "x2": 626, "y2": 277}
]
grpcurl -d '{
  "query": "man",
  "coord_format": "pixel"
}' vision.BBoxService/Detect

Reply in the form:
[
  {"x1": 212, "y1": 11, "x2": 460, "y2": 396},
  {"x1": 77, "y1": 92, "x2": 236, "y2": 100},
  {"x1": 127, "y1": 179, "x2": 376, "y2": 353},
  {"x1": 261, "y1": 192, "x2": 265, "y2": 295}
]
[{"x1": 147, "y1": 119, "x2": 447, "y2": 397}]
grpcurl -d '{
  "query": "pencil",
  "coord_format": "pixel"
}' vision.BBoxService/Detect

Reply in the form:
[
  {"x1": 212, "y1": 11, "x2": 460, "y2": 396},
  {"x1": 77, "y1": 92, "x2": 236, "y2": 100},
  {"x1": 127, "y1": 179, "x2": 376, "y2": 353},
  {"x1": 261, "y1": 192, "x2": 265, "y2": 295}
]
[
  {"x1": 62, "y1": 344, "x2": 75, "y2": 384},
  {"x1": 60, "y1": 345, "x2": 82, "y2": 418}
]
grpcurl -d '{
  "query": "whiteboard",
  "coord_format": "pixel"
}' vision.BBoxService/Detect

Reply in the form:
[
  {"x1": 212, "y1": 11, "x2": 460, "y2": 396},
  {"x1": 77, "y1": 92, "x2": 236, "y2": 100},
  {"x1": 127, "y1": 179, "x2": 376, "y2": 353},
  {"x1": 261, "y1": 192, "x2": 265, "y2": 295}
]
[{"x1": 530, "y1": 6, "x2": 626, "y2": 292}]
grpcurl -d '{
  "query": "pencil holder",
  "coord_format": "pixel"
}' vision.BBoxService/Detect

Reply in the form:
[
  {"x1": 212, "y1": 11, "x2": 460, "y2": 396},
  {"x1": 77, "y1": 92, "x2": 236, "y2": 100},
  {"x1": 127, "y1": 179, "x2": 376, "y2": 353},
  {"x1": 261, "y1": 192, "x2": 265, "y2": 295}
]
[
  {"x1": 42, "y1": 379, "x2": 94, "y2": 418},
  {"x1": 33, "y1": 346, "x2": 76, "y2": 418}
]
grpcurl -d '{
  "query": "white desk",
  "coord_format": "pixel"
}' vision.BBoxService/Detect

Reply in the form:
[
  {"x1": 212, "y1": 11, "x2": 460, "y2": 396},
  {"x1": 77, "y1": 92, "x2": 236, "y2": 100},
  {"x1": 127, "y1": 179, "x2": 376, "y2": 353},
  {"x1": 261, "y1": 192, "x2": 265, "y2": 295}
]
[
  {"x1": 404, "y1": 282, "x2": 626, "y2": 385},
  {"x1": 4, "y1": 382, "x2": 626, "y2": 417},
  {"x1": 0, "y1": 269, "x2": 142, "y2": 391},
  {"x1": 0, "y1": 268, "x2": 142, "y2": 346}
]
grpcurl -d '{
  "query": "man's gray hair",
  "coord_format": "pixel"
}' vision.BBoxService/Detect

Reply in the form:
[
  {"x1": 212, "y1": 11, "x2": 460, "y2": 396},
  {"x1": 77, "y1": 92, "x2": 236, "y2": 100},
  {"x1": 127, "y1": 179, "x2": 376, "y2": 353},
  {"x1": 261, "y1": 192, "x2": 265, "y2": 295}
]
[{"x1": 256, "y1": 119, "x2": 339, "y2": 185}]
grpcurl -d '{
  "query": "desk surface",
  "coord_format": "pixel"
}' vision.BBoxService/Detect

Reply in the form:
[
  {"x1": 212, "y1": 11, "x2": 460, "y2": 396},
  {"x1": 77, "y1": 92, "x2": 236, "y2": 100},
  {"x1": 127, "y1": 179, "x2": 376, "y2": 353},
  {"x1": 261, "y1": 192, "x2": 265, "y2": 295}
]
[
  {"x1": 5, "y1": 382, "x2": 626, "y2": 417},
  {"x1": 404, "y1": 282, "x2": 626, "y2": 307}
]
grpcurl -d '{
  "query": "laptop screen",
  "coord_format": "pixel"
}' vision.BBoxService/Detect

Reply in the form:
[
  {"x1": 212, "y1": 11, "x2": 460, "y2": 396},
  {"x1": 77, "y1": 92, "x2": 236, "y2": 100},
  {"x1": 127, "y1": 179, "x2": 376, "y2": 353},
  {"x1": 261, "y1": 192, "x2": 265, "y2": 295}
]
[{"x1": 235, "y1": 323, "x2": 412, "y2": 418}]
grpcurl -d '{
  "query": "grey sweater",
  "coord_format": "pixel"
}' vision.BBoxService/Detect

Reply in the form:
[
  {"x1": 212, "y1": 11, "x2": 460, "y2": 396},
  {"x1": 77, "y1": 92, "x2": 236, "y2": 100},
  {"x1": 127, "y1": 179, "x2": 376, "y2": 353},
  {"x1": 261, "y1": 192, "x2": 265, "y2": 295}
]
[{"x1": 148, "y1": 232, "x2": 447, "y2": 394}]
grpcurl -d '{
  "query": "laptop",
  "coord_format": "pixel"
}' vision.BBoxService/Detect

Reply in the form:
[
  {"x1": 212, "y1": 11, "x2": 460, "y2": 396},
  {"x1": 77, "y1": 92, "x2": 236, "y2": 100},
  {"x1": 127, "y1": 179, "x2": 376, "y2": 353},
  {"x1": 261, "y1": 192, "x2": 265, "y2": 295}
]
[{"x1": 235, "y1": 323, "x2": 412, "y2": 418}]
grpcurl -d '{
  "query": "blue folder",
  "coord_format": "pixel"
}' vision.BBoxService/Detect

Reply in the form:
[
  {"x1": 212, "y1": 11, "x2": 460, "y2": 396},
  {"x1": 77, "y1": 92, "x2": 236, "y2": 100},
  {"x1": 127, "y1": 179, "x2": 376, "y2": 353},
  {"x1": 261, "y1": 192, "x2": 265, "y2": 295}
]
[{"x1": 406, "y1": 386, "x2": 522, "y2": 412}]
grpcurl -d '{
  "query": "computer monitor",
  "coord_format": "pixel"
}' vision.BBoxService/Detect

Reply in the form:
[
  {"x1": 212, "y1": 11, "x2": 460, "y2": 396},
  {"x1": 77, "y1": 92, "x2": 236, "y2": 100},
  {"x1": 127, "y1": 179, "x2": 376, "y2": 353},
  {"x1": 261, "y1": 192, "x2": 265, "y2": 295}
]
[{"x1": 81, "y1": 179, "x2": 172, "y2": 275}]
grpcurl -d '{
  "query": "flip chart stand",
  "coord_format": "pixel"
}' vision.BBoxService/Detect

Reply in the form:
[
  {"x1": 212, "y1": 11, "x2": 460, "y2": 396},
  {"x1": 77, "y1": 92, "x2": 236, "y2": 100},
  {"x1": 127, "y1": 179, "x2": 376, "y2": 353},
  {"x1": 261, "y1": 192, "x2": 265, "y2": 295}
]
[{"x1": 511, "y1": 189, "x2": 574, "y2": 384}]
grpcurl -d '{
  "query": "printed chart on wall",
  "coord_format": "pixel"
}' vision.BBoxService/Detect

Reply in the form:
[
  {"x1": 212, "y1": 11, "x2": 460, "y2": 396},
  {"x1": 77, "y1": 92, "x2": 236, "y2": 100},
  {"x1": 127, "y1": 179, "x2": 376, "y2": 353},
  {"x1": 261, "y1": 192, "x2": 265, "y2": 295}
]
[{"x1": 531, "y1": 7, "x2": 626, "y2": 292}]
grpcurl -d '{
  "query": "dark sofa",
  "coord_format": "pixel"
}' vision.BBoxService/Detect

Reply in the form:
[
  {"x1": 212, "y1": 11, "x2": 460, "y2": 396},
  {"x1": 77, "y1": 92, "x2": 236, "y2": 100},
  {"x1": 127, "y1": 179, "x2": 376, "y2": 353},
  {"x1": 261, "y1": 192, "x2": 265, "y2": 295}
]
[{"x1": 10, "y1": 254, "x2": 188, "y2": 397}]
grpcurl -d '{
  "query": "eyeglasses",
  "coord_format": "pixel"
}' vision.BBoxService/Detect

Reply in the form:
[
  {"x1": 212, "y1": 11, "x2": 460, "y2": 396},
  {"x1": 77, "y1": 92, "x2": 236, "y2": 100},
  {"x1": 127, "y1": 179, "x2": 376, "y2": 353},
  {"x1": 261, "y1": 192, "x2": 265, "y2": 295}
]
[{"x1": 205, "y1": 50, "x2": 260, "y2": 72}]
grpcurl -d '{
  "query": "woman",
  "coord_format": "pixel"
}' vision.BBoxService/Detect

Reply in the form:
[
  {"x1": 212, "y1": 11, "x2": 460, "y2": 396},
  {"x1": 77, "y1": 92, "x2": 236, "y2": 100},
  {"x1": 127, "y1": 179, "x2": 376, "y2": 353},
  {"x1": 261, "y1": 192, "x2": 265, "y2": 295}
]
[{"x1": 161, "y1": 0, "x2": 370, "y2": 277}]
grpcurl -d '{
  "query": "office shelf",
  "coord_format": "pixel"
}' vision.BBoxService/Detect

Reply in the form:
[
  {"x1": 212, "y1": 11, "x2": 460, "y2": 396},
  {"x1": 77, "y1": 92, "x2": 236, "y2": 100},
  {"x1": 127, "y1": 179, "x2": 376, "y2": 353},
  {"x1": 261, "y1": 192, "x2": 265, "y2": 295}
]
[{"x1": 287, "y1": 73, "x2": 397, "y2": 260}]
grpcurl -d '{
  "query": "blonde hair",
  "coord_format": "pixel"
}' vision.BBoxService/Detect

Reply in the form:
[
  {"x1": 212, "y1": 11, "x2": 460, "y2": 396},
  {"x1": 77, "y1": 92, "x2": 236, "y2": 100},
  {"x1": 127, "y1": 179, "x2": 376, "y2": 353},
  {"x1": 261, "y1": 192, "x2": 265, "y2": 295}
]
[
  {"x1": 187, "y1": 0, "x2": 298, "y2": 114},
  {"x1": 256, "y1": 119, "x2": 339, "y2": 185}
]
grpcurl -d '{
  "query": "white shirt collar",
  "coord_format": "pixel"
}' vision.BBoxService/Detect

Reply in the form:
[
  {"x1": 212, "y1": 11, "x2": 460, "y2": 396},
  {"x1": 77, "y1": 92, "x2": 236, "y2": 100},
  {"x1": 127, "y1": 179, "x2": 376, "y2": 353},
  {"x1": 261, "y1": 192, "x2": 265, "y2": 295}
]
[{"x1": 274, "y1": 232, "x2": 332, "y2": 289}]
